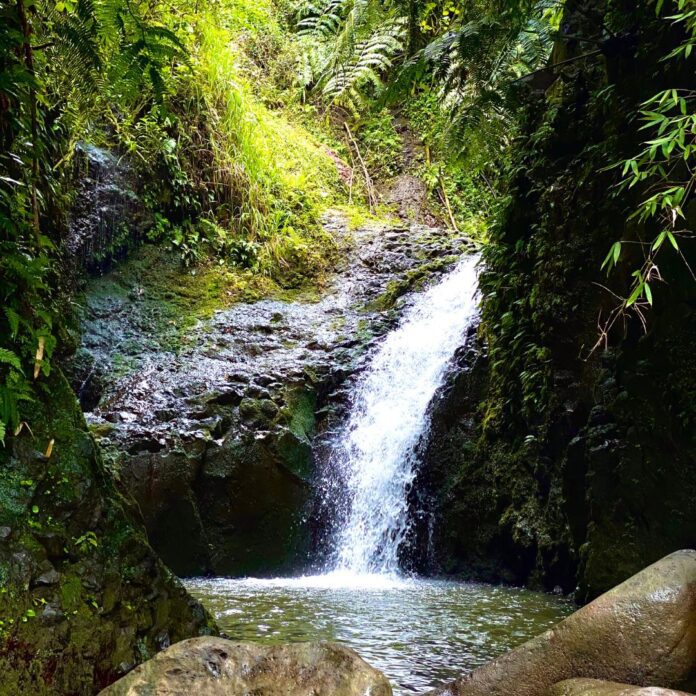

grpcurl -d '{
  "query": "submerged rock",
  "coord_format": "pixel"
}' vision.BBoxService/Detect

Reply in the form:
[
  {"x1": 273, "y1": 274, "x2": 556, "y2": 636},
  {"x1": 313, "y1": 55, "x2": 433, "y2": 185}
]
[
  {"x1": 429, "y1": 550, "x2": 696, "y2": 696},
  {"x1": 99, "y1": 636, "x2": 393, "y2": 696},
  {"x1": 548, "y1": 679, "x2": 694, "y2": 696}
]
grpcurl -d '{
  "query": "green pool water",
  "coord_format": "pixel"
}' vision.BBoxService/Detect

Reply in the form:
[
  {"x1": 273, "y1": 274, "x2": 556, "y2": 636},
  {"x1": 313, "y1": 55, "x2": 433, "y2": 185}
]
[{"x1": 184, "y1": 572, "x2": 572, "y2": 694}]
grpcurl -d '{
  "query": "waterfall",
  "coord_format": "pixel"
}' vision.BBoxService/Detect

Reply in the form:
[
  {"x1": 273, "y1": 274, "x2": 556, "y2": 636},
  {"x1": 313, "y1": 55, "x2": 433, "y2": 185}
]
[{"x1": 330, "y1": 254, "x2": 480, "y2": 575}]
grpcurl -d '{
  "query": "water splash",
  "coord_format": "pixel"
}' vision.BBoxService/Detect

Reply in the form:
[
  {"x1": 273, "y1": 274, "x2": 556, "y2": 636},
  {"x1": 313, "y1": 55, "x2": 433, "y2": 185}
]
[{"x1": 331, "y1": 254, "x2": 480, "y2": 574}]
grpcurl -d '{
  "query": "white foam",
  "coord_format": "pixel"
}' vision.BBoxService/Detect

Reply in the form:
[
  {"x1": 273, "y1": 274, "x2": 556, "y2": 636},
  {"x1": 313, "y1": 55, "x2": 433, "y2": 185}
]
[{"x1": 331, "y1": 255, "x2": 480, "y2": 574}]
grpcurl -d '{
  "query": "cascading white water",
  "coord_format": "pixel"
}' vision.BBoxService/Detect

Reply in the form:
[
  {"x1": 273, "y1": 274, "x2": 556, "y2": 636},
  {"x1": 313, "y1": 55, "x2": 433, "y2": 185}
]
[{"x1": 331, "y1": 254, "x2": 480, "y2": 575}]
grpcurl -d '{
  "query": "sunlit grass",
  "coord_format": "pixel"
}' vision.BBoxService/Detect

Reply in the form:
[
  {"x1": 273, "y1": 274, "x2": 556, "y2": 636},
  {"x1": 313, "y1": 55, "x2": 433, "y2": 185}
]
[{"x1": 183, "y1": 9, "x2": 345, "y2": 280}]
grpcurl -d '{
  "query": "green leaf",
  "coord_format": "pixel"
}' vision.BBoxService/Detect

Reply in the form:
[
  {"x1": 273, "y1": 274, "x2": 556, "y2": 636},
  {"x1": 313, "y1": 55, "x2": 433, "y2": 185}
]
[
  {"x1": 652, "y1": 230, "x2": 667, "y2": 250},
  {"x1": 4, "y1": 308, "x2": 20, "y2": 338},
  {"x1": 601, "y1": 241, "x2": 622, "y2": 271},
  {"x1": 644, "y1": 283, "x2": 653, "y2": 305},
  {"x1": 0, "y1": 349, "x2": 22, "y2": 372},
  {"x1": 626, "y1": 282, "x2": 643, "y2": 307},
  {"x1": 667, "y1": 231, "x2": 679, "y2": 250}
]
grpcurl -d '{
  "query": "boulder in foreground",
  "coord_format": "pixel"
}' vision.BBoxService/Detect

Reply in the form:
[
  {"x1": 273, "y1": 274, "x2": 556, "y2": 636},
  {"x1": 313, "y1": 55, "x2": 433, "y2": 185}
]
[
  {"x1": 548, "y1": 678, "x2": 694, "y2": 696},
  {"x1": 429, "y1": 550, "x2": 696, "y2": 696},
  {"x1": 99, "y1": 636, "x2": 393, "y2": 696}
]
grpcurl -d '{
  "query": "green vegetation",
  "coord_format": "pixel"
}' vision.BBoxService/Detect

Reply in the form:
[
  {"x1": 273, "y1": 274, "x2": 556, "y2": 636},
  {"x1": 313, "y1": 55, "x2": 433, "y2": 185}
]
[
  {"x1": 597, "y1": 1, "x2": 695, "y2": 346},
  {"x1": 0, "y1": 0, "x2": 602, "y2": 443},
  {"x1": 427, "y1": 0, "x2": 696, "y2": 599},
  {"x1": 0, "y1": 0, "x2": 343, "y2": 441},
  {"x1": 2, "y1": 0, "x2": 693, "y2": 443},
  {"x1": 1, "y1": 0, "x2": 695, "y2": 690}
]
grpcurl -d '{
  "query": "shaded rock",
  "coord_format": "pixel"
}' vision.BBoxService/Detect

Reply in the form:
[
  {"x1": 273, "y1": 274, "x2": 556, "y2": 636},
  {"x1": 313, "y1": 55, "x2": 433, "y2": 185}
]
[
  {"x1": 429, "y1": 550, "x2": 696, "y2": 696},
  {"x1": 67, "y1": 143, "x2": 151, "y2": 274},
  {"x1": 196, "y1": 433, "x2": 312, "y2": 575},
  {"x1": 99, "y1": 636, "x2": 393, "y2": 696},
  {"x1": 33, "y1": 567, "x2": 61, "y2": 586},
  {"x1": 0, "y1": 371, "x2": 217, "y2": 695},
  {"x1": 418, "y1": 1, "x2": 696, "y2": 600},
  {"x1": 39, "y1": 603, "x2": 65, "y2": 625},
  {"x1": 239, "y1": 397, "x2": 278, "y2": 426},
  {"x1": 384, "y1": 175, "x2": 428, "y2": 222},
  {"x1": 548, "y1": 679, "x2": 694, "y2": 696}
]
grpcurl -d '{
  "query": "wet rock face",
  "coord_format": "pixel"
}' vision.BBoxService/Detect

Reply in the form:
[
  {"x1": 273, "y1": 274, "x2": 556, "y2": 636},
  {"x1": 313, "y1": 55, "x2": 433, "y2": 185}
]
[
  {"x1": 418, "y1": 1, "x2": 696, "y2": 598},
  {"x1": 428, "y1": 550, "x2": 696, "y2": 696},
  {"x1": 72, "y1": 213, "x2": 473, "y2": 576},
  {"x1": 403, "y1": 328, "x2": 494, "y2": 578},
  {"x1": 99, "y1": 637, "x2": 393, "y2": 696},
  {"x1": 0, "y1": 371, "x2": 216, "y2": 695},
  {"x1": 67, "y1": 143, "x2": 151, "y2": 273}
]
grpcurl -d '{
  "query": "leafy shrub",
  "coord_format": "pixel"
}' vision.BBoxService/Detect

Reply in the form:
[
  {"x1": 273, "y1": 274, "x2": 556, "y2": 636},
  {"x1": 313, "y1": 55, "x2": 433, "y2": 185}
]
[{"x1": 357, "y1": 109, "x2": 404, "y2": 179}]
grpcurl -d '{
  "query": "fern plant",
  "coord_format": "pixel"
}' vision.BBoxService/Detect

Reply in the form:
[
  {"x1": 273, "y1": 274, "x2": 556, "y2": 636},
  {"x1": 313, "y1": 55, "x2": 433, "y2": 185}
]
[
  {"x1": 386, "y1": 0, "x2": 564, "y2": 167},
  {"x1": 0, "y1": 0, "x2": 188, "y2": 444},
  {"x1": 293, "y1": 0, "x2": 406, "y2": 113}
]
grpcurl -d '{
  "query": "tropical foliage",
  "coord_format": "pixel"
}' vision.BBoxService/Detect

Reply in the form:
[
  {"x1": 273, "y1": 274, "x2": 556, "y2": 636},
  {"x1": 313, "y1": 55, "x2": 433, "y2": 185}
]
[
  {"x1": 597, "y1": 0, "x2": 695, "y2": 346},
  {"x1": 2, "y1": 0, "x2": 694, "y2": 442}
]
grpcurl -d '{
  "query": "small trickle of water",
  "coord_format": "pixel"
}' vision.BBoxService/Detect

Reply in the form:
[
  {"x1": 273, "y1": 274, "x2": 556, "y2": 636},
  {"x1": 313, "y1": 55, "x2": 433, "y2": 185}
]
[{"x1": 331, "y1": 255, "x2": 480, "y2": 574}]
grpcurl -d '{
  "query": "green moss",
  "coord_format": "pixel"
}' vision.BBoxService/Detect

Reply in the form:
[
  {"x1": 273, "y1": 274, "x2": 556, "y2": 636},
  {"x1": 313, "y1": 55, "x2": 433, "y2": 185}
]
[
  {"x1": 284, "y1": 389, "x2": 317, "y2": 442},
  {"x1": 84, "y1": 245, "x2": 278, "y2": 353},
  {"x1": 0, "y1": 469, "x2": 32, "y2": 527},
  {"x1": 332, "y1": 204, "x2": 400, "y2": 231},
  {"x1": 369, "y1": 255, "x2": 459, "y2": 311},
  {"x1": 0, "y1": 369, "x2": 217, "y2": 692},
  {"x1": 89, "y1": 422, "x2": 116, "y2": 439},
  {"x1": 238, "y1": 398, "x2": 279, "y2": 428},
  {"x1": 276, "y1": 431, "x2": 313, "y2": 480},
  {"x1": 60, "y1": 576, "x2": 84, "y2": 613}
]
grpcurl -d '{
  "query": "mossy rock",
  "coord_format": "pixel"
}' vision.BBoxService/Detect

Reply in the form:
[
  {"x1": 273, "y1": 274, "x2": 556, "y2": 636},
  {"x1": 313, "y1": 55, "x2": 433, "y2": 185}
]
[{"x1": 0, "y1": 370, "x2": 217, "y2": 695}]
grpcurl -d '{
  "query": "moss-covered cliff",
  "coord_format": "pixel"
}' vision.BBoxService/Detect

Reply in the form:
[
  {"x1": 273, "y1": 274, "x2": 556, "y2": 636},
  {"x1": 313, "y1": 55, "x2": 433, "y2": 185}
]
[
  {"x1": 0, "y1": 371, "x2": 217, "y2": 695},
  {"x1": 419, "y1": 0, "x2": 696, "y2": 600}
]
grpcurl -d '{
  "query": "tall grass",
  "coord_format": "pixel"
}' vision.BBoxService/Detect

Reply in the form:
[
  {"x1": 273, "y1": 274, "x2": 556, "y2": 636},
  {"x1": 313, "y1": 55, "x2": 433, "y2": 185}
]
[{"x1": 177, "y1": 3, "x2": 343, "y2": 280}]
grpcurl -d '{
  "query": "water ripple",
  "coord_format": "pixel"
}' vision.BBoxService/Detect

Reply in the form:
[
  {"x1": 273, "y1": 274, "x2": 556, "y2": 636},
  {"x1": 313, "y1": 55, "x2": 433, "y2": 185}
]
[{"x1": 185, "y1": 575, "x2": 571, "y2": 695}]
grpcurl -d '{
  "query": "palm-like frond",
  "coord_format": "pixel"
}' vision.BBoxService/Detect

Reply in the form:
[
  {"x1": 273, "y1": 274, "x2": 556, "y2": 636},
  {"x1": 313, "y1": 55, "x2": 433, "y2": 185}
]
[
  {"x1": 381, "y1": 0, "x2": 564, "y2": 163},
  {"x1": 322, "y1": 20, "x2": 405, "y2": 112},
  {"x1": 291, "y1": 0, "x2": 405, "y2": 110}
]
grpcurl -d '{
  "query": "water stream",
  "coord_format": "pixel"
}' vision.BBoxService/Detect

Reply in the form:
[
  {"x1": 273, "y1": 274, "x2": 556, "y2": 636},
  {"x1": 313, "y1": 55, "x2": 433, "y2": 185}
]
[
  {"x1": 330, "y1": 254, "x2": 480, "y2": 574},
  {"x1": 185, "y1": 255, "x2": 572, "y2": 692}
]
